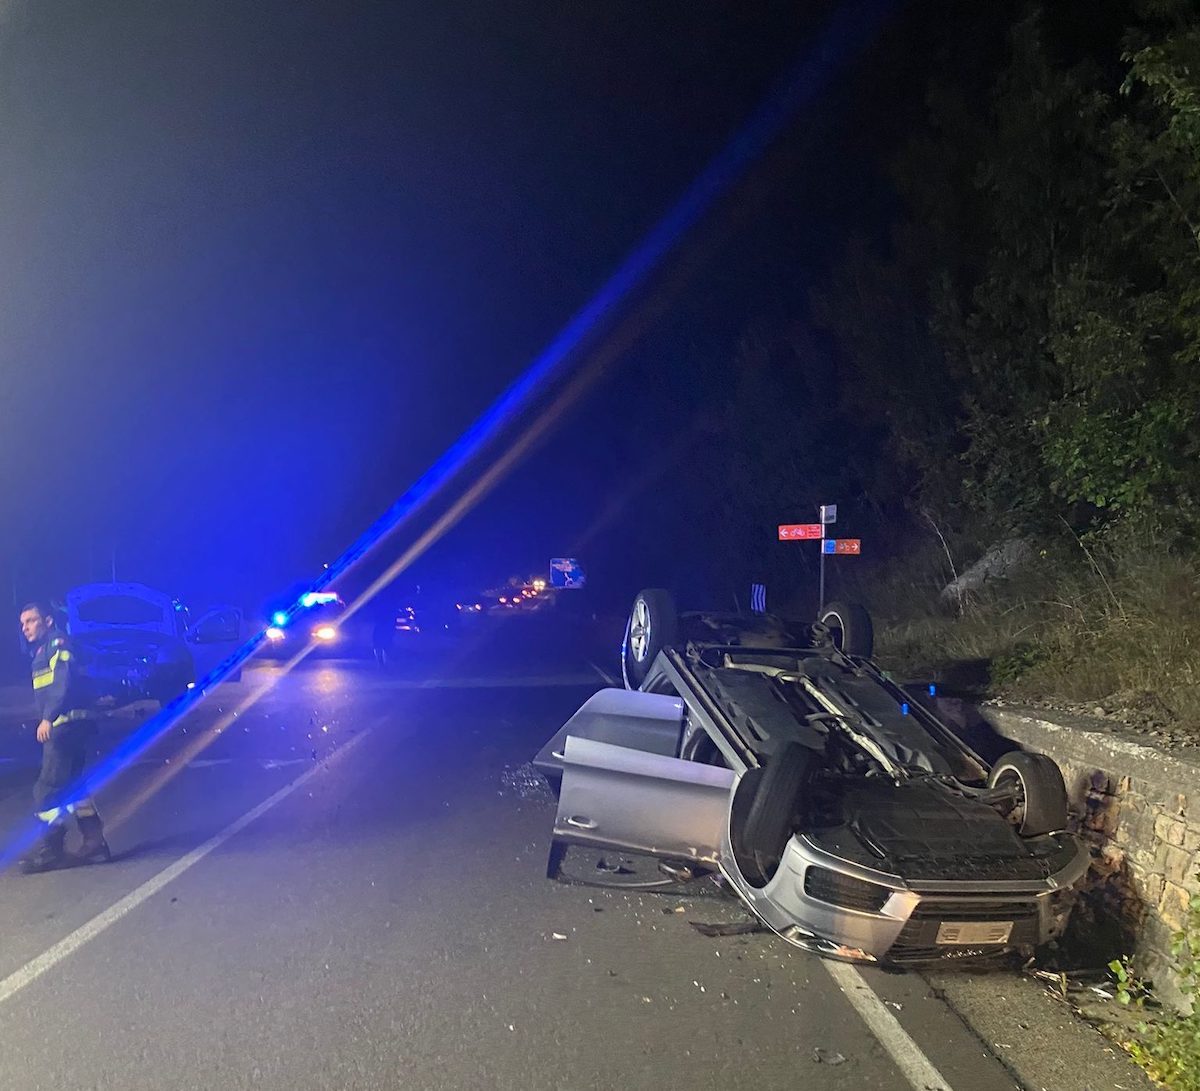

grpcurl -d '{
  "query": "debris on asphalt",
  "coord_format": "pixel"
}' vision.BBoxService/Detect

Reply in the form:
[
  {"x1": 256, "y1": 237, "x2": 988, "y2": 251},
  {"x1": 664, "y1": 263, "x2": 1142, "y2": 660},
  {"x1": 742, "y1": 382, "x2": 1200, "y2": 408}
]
[
  {"x1": 688, "y1": 920, "x2": 767, "y2": 938},
  {"x1": 812, "y1": 1048, "x2": 847, "y2": 1065},
  {"x1": 498, "y1": 762, "x2": 554, "y2": 803},
  {"x1": 661, "y1": 905, "x2": 686, "y2": 915},
  {"x1": 656, "y1": 860, "x2": 694, "y2": 882},
  {"x1": 550, "y1": 932, "x2": 567, "y2": 941}
]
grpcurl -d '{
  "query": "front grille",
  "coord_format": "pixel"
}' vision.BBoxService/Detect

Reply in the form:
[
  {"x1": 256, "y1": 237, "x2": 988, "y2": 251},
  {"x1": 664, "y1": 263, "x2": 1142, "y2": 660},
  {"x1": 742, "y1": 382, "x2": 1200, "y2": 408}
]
[
  {"x1": 891, "y1": 897, "x2": 1042, "y2": 953},
  {"x1": 891, "y1": 852, "x2": 1053, "y2": 882},
  {"x1": 803, "y1": 866, "x2": 890, "y2": 913}
]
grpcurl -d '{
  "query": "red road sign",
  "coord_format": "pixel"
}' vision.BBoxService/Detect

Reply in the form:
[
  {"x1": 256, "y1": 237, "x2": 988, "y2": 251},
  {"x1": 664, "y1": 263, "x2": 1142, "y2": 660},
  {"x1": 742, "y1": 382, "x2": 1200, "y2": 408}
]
[
  {"x1": 778, "y1": 523, "x2": 823, "y2": 541},
  {"x1": 831, "y1": 539, "x2": 861, "y2": 555}
]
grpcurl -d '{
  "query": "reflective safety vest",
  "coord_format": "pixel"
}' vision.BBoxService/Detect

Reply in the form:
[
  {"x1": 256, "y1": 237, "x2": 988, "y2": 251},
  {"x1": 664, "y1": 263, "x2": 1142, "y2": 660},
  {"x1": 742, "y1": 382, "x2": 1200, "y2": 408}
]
[{"x1": 30, "y1": 632, "x2": 92, "y2": 728}]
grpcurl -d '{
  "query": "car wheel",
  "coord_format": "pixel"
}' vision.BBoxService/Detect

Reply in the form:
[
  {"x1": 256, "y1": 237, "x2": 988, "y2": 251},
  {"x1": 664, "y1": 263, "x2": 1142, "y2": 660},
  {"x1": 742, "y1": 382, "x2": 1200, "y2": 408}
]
[
  {"x1": 988, "y1": 751, "x2": 1069, "y2": 836},
  {"x1": 739, "y1": 742, "x2": 813, "y2": 881},
  {"x1": 621, "y1": 589, "x2": 678, "y2": 689},
  {"x1": 817, "y1": 600, "x2": 874, "y2": 658}
]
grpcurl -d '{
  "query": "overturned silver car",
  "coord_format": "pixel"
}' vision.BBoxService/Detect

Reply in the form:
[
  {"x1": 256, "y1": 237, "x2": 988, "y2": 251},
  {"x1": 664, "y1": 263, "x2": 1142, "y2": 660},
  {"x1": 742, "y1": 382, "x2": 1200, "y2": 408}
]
[{"x1": 535, "y1": 590, "x2": 1088, "y2": 966}]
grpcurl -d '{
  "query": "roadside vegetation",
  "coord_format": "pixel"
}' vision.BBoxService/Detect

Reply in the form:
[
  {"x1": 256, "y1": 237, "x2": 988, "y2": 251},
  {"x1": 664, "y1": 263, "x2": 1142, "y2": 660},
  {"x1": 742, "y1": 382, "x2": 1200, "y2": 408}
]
[
  {"x1": 765, "y1": 4, "x2": 1200, "y2": 1079},
  {"x1": 1109, "y1": 873, "x2": 1200, "y2": 1091},
  {"x1": 781, "y1": 0, "x2": 1200, "y2": 739},
  {"x1": 855, "y1": 522, "x2": 1200, "y2": 736}
]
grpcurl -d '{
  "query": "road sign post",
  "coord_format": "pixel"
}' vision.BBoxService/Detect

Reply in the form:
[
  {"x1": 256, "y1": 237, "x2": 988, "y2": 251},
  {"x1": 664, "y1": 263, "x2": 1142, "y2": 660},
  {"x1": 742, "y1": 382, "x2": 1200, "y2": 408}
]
[
  {"x1": 777, "y1": 506, "x2": 860, "y2": 614},
  {"x1": 819, "y1": 543, "x2": 825, "y2": 613},
  {"x1": 817, "y1": 505, "x2": 836, "y2": 612}
]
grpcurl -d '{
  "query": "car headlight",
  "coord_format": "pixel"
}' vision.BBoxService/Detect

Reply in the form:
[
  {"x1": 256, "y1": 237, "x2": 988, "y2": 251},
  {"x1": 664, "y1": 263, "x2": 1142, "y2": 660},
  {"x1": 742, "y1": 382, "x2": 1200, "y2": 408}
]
[
  {"x1": 314, "y1": 625, "x2": 337, "y2": 641},
  {"x1": 266, "y1": 627, "x2": 286, "y2": 641}
]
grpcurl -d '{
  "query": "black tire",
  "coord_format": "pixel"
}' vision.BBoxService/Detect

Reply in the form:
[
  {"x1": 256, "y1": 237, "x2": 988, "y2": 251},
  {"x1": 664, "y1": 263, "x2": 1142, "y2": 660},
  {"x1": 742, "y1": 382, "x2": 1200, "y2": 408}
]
[
  {"x1": 740, "y1": 742, "x2": 813, "y2": 880},
  {"x1": 818, "y1": 600, "x2": 874, "y2": 658},
  {"x1": 621, "y1": 589, "x2": 679, "y2": 689},
  {"x1": 988, "y1": 751, "x2": 1069, "y2": 836}
]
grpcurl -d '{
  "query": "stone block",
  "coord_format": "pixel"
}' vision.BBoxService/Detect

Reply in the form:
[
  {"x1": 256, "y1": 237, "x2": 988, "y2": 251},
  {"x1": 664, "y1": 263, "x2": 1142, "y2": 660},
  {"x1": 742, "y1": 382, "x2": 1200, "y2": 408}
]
[
  {"x1": 1164, "y1": 845, "x2": 1192, "y2": 886},
  {"x1": 1159, "y1": 882, "x2": 1192, "y2": 931},
  {"x1": 1143, "y1": 873, "x2": 1165, "y2": 904},
  {"x1": 1184, "y1": 826, "x2": 1200, "y2": 854},
  {"x1": 1103, "y1": 809, "x2": 1123, "y2": 838},
  {"x1": 1133, "y1": 845, "x2": 1160, "y2": 873}
]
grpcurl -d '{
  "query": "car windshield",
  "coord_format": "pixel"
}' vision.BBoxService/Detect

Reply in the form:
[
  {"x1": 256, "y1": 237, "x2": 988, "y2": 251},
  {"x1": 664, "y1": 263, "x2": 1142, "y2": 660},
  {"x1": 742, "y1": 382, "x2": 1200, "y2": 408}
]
[{"x1": 75, "y1": 595, "x2": 167, "y2": 626}]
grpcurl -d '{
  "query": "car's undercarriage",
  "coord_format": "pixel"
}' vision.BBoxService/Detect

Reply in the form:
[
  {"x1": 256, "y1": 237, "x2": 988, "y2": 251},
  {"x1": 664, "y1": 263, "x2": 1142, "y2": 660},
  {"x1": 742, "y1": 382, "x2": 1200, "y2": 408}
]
[{"x1": 535, "y1": 592, "x2": 1089, "y2": 965}]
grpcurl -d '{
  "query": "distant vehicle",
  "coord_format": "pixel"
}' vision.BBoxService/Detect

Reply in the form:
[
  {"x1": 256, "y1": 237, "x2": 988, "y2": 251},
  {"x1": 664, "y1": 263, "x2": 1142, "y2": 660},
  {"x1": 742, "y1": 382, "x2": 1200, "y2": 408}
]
[
  {"x1": 63, "y1": 582, "x2": 243, "y2": 706},
  {"x1": 261, "y1": 593, "x2": 372, "y2": 657}
]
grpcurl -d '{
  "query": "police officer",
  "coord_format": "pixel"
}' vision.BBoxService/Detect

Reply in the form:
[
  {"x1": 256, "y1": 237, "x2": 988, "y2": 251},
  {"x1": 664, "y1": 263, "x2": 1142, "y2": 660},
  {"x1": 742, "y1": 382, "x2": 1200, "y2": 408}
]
[{"x1": 17, "y1": 601, "x2": 110, "y2": 873}]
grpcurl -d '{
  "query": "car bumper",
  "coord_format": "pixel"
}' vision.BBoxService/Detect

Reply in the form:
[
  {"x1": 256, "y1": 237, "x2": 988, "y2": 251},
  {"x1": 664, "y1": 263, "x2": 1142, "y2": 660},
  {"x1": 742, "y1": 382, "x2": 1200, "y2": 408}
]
[{"x1": 721, "y1": 828, "x2": 1089, "y2": 965}]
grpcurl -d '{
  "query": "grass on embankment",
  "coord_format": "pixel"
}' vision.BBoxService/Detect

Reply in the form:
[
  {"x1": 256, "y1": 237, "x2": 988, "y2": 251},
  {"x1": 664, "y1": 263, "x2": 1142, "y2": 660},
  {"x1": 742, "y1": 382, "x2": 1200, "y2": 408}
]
[{"x1": 839, "y1": 530, "x2": 1200, "y2": 735}]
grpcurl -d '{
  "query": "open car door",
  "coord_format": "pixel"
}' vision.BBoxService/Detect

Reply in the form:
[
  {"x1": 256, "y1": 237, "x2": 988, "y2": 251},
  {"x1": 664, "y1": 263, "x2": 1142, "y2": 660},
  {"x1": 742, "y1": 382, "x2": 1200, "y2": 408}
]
[
  {"x1": 184, "y1": 605, "x2": 244, "y2": 684},
  {"x1": 551, "y1": 735, "x2": 735, "y2": 867}
]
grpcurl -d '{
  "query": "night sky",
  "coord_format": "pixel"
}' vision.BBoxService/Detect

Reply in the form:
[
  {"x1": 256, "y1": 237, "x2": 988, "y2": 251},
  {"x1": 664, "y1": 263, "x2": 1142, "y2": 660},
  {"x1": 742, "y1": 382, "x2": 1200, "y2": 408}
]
[{"x1": 1, "y1": 1, "x2": 976, "y2": 615}]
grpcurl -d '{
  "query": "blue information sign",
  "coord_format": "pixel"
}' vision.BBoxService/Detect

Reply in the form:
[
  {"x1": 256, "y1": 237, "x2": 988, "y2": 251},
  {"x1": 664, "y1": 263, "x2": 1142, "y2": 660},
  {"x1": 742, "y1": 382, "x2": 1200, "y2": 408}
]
[{"x1": 550, "y1": 558, "x2": 586, "y2": 588}]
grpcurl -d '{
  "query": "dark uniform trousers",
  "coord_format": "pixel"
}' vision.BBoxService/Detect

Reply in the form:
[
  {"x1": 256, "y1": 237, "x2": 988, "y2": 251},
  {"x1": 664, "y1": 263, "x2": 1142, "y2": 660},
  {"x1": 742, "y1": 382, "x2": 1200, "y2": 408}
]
[{"x1": 33, "y1": 720, "x2": 99, "y2": 824}]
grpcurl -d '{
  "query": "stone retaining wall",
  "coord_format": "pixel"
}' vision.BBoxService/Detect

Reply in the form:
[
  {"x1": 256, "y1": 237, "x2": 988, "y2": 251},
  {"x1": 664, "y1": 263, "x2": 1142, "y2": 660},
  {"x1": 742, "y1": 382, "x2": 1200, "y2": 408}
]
[{"x1": 938, "y1": 700, "x2": 1200, "y2": 1011}]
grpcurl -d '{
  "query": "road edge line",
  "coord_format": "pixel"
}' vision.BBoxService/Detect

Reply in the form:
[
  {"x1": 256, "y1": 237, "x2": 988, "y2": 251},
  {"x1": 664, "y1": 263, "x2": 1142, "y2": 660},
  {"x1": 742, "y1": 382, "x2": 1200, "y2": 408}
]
[
  {"x1": 0, "y1": 726, "x2": 374, "y2": 1006},
  {"x1": 824, "y1": 960, "x2": 955, "y2": 1091}
]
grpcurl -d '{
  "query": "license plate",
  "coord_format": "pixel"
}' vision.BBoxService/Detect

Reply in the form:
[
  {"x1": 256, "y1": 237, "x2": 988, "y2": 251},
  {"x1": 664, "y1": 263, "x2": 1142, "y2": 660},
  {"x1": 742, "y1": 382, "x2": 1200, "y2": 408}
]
[{"x1": 935, "y1": 920, "x2": 1013, "y2": 945}]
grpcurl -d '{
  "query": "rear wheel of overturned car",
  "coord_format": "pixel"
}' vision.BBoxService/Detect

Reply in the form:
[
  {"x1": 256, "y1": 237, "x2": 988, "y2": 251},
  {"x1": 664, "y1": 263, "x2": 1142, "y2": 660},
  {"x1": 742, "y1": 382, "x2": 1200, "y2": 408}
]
[
  {"x1": 739, "y1": 742, "x2": 813, "y2": 883},
  {"x1": 817, "y1": 601, "x2": 874, "y2": 658},
  {"x1": 988, "y1": 751, "x2": 1069, "y2": 837},
  {"x1": 621, "y1": 588, "x2": 679, "y2": 689}
]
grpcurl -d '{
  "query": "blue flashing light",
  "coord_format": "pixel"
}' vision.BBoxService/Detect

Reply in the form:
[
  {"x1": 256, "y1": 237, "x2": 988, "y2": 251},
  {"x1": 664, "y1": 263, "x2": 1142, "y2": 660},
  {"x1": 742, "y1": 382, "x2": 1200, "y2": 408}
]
[
  {"x1": 928, "y1": 683, "x2": 937, "y2": 697},
  {"x1": 298, "y1": 592, "x2": 338, "y2": 609},
  {"x1": 272, "y1": 611, "x2": 288, "y2": 627},
  {"x1": 901, "y1": 702, "x2": 910, "y2": 716}
]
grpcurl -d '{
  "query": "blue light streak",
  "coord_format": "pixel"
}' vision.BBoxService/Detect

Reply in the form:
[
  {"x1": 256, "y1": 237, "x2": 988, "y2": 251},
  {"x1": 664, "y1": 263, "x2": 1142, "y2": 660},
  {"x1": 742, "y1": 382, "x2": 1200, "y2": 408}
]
[{"x1": 2, "y1": 0, "x2": 895, "y2": 866}]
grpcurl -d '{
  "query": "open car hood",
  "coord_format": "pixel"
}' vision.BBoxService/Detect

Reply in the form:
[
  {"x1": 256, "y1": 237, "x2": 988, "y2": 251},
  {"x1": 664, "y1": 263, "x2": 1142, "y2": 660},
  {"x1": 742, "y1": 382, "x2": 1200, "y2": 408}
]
[{"x1": 67, "y1": 582, "x2": 177, "y2": 639}]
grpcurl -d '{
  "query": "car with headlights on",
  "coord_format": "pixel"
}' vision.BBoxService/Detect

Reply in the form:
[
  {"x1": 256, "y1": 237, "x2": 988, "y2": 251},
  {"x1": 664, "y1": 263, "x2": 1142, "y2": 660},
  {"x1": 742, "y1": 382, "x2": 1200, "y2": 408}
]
[{"x1": 262, "y1": 593, "x2": 372, "y2": 657}]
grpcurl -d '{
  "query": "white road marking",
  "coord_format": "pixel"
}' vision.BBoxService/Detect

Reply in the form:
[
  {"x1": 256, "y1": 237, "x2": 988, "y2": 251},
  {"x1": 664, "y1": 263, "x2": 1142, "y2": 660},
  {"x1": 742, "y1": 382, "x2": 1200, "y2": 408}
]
[
  {"x1": 378, "y1": 673, "x2": 602, "y2": 689},
  {"x1": 824, "y1": 961, "x2": 955, "y2": 1091},
  {"x1": 588, "y1": 661, "x2": 620, "y2": 686},
  {"x1": 0, "y1": 726, "x2": 374, "y2": 1007}
]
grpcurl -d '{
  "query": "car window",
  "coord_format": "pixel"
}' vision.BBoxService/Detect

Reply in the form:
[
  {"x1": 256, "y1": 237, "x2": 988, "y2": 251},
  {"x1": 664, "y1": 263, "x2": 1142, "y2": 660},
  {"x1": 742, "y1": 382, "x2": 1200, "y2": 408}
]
[{"x1": 75, "y1": 595, "x2": 167, "y2": 626}]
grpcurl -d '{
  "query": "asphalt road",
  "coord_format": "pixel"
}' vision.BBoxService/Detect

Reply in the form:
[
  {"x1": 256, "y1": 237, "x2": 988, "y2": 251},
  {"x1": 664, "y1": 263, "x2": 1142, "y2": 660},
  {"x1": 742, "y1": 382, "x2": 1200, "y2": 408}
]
[{"x1": 0, "y1": 620, "x2": 1153, "y2": 1091}]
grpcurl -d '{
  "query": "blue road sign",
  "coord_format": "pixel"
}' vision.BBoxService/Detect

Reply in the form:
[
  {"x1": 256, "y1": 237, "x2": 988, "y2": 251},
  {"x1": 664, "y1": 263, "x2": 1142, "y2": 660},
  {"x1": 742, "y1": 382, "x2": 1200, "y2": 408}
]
[
  {"x1": 750, "y1": 583, "x2": 767, "y2": 614},
  {"x1": 550, "y1": 558, "x2": 586, "y2": 588}
]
